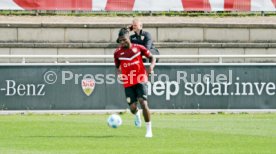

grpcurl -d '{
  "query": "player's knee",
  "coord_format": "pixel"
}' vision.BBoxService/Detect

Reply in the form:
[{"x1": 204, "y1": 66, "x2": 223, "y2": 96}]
[
  {"x1": 129, "y1": 103, "x2": 138, "y2": 114},
  {"x1": 138, "y1": 98, "x2": 145, "y2": 103},
  {"x1": 139, "y1": 99, "x2": 149, "y2": 110}
]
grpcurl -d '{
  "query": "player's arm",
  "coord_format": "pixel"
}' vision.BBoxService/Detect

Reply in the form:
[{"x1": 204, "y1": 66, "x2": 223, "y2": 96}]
[
  {"x1": 140, "y1": 45, "x2": 156, "y2": 74},
  {"x1": 115, "y1": 64, "x2": 124, "y2": 80},
  {"x1": 114, "y1": 54, "x2": 121, "y2": 75},
  {"x1": 116, "y1": 66, "x2": 121, "y2": 75},
  {"x1": 148, "y1": 54, "x2": 156, "y2": 74}
]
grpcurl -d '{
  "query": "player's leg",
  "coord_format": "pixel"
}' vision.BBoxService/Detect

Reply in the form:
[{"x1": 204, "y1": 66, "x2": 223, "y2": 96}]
[
  {"x1": 136, "y1": 83, "x2": 152, "y2": 138},
  {"x1": 138, "y1": 98, "x2": 150, "y2": 122},
  {"x1": 138, "y1": 98, "x2": 152, "y2": 138},
  {"x1": 130, "y1": 102, "x2": 142, "y2": 128},
  {"x1": 125, "y1": 86, "x2": 138, "y2": 113},
  {"x1": 136, "y1": 83, "x2": 150, "y2": 122},
  {"x1": 125, "y1": 86, "x2": 141, "y2": 127},
  {"x1": 129, "y1": 102, "x2": 138, "y2": 114}
]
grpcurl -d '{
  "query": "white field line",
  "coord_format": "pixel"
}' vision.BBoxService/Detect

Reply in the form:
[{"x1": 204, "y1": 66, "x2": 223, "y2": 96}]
[{"x1": 0, "y1": 109, "x2": 276, "y2": 115}]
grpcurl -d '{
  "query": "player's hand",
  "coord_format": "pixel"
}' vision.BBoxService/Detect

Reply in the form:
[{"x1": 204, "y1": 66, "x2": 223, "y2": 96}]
[
  {"x1": 127, "y1": 25, "x2": 133, "y2": 31},
  {"x1": 118, "y1": 74, "x2": 123, "y2": 80}
]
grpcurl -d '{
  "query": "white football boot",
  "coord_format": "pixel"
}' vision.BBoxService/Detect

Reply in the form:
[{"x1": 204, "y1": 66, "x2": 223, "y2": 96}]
[{"x1": 134, "y1": 110, "x2": 142, "y2": 128}]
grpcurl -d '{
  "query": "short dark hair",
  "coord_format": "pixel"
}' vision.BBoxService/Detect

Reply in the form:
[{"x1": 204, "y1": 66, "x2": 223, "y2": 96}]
[{"x1": 116, "y1": 28, "x2": 129, "y2": 43}]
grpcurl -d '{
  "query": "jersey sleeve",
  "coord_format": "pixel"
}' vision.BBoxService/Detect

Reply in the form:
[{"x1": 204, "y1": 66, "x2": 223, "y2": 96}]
[{"x1": 138, "y1": 44, "x2": 151, "y2": 58}]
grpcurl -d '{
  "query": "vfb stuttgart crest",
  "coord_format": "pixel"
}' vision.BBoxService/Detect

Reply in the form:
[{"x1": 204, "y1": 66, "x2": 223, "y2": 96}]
[{"x1": 81, "y1": 79, "x2": 95, "y2": 96}]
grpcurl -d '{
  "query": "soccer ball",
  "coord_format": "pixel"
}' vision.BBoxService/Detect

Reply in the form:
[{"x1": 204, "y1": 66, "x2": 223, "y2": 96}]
[{"x1": 107, "y1": 114, "x2": 122, "y2": 128}]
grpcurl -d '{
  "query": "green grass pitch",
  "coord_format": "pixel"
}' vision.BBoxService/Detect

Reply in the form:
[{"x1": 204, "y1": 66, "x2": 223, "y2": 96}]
[{"x1": 0, "y1": 113, "x2": 275, "y2": 154}]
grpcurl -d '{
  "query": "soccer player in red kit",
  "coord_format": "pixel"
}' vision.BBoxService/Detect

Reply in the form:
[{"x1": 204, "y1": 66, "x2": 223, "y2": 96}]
[{"x1": 114, "y1": 28, "x2": 156, "y2": 138}]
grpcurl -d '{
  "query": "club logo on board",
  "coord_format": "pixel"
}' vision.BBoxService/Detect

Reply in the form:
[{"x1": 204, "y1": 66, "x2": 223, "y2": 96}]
[{"x1": 81, "y1": 79, "x2": 95, "y2": 96}]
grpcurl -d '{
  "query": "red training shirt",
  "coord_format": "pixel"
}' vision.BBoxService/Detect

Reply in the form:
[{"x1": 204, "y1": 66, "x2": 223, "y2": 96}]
[{"x1": 114, "y1": 44, "x2": 151, "y2": 87}]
